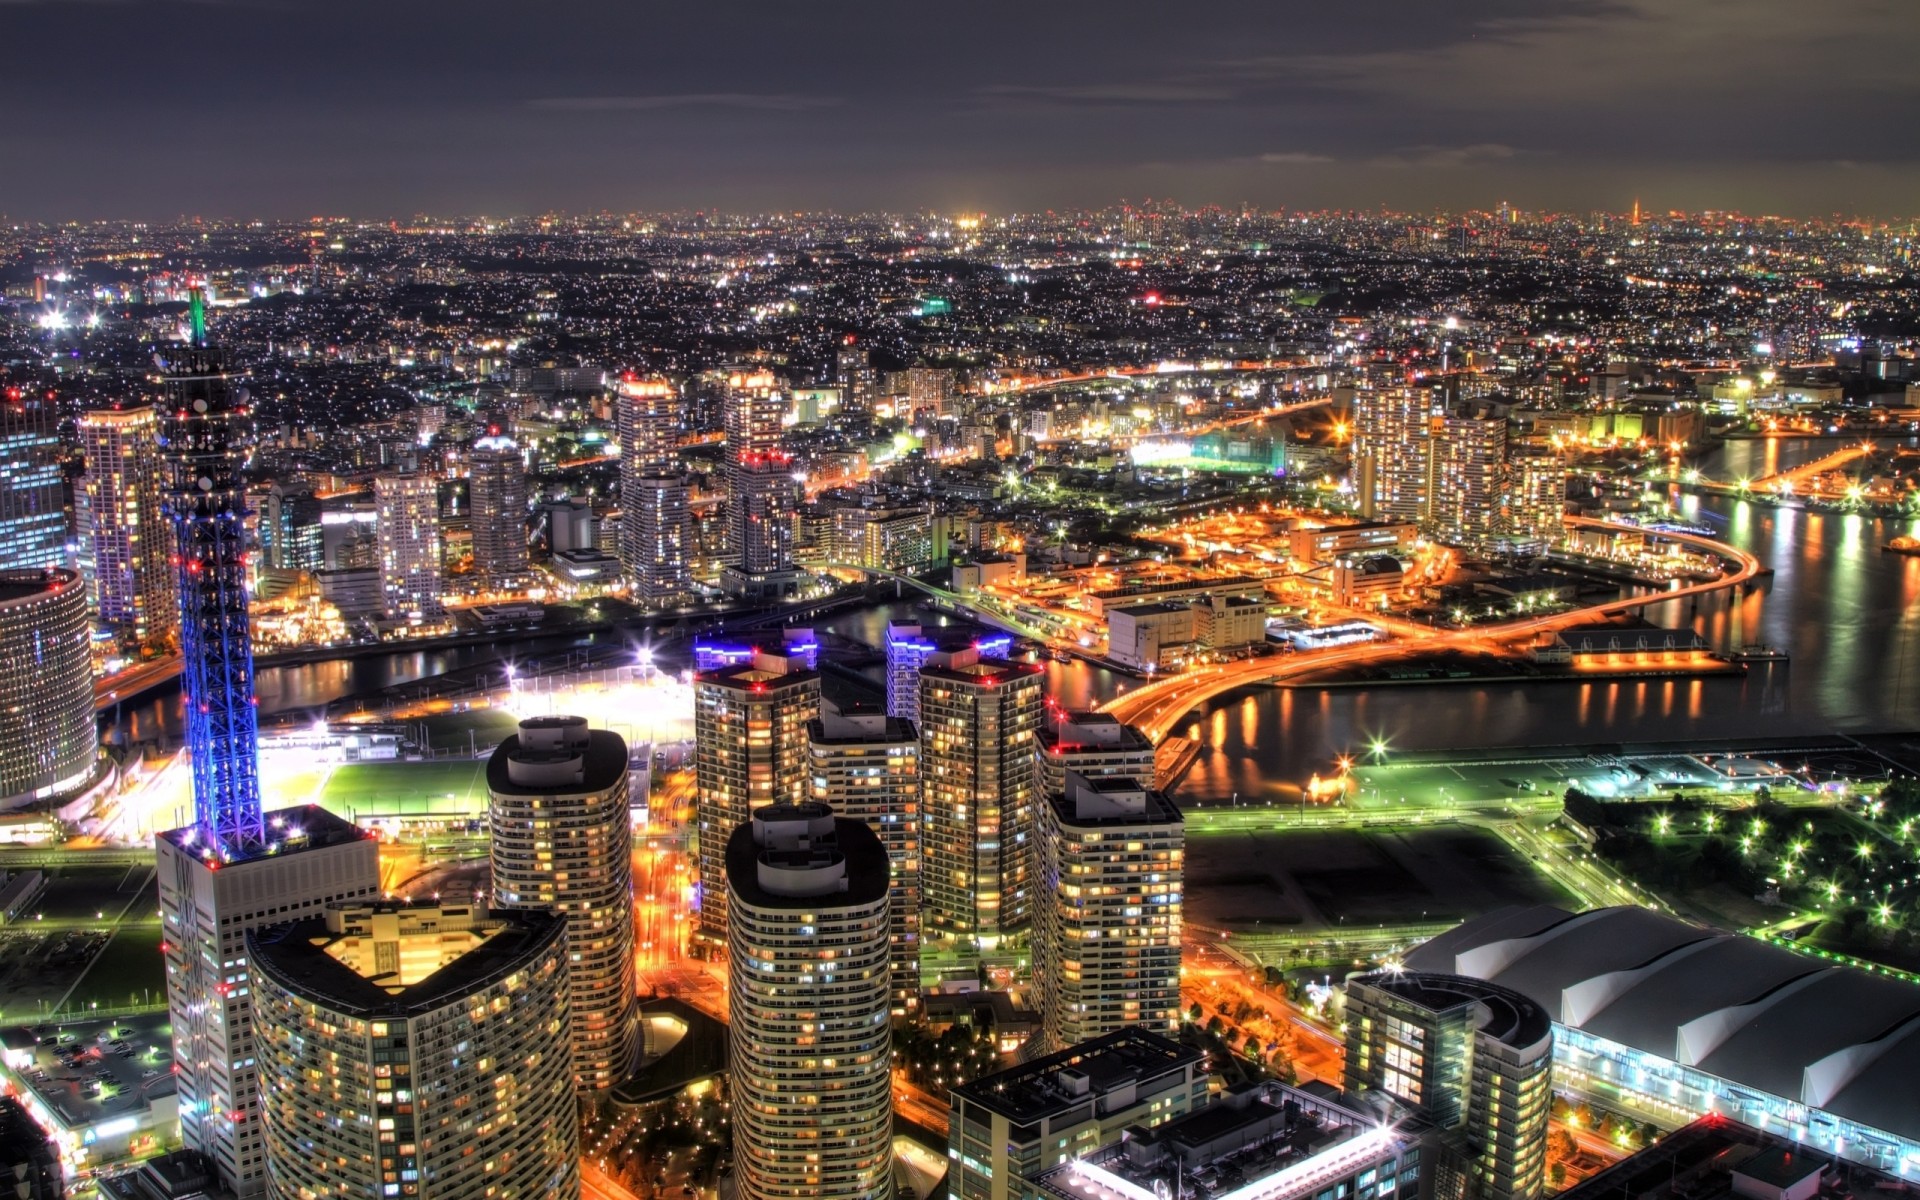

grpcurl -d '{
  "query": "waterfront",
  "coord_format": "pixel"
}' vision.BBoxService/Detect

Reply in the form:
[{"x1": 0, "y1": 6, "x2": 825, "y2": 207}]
[{"x1": 105, "y1": 437, "x2": 1920, "y2": 800}]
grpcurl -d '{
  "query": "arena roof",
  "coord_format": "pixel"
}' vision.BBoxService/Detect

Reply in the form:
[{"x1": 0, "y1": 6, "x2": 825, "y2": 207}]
[{"x1": 1405, "y1": 905, "x2": 1920, "y2": 1144}]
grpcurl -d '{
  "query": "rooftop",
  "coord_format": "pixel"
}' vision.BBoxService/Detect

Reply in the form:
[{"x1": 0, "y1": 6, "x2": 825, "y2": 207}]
[
  {"x1": 246, "y1": 901, "x2": 566, "y2": 1018},
  {"x1": 0, "y1": 568, "x2": 77, "y2": 608},
  {"x1": 809, "y1": 710, "x2": 918, "y2": 745},
  {"x1": 1407, "y1": 905, "x2": 1920, "y2": 1144},
  {"x1": 157, "y1": 804, "x2": 373, "y2": 866},
  {"x1": 1556, "y1": 1115, "x2": 1880, "y2": 1200},
  {"x1": 0, "y1": 1012, "x2": 175, "y2": 1134},
  {"x1": 1349, "y1": 970, "x2": 1553, "y2": 1053},
  {"x1": 951, "y1": 1026, "x2": 1202, "y2": 1123},
  {"x1": 723, "y1": 806, "x2": 890, "y2": 910}
]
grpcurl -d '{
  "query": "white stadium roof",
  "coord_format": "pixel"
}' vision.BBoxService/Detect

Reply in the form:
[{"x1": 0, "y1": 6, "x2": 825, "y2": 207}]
[{"x1": 1405, "y1": 905, "x2": 1920, "y2": 1142}]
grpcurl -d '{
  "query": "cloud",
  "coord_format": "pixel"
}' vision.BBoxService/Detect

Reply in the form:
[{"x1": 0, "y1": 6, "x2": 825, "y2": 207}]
[
  {"x1": 976, "y1": 83, "x2": 1232, "y2": 106},
  {"x1": 1371, "y1": 143, "x2": 1521, "y2": 169},
  {"x1": 528, "y1": 93, "x2": 842, "y2": 113},
  {"x1": 1259, "y1": 151, "x2": 1336, "y2": 165}
]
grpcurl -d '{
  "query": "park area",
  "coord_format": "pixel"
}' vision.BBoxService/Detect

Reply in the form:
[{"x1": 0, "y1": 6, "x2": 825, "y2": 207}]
[{"x1": 1183, "y1": 824, "x2": 1577, "y2": 934}]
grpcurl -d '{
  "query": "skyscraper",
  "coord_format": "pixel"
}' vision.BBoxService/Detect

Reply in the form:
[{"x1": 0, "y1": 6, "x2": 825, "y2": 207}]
[
  {"x1": 0, "y1": 568, "x2": 98, "y2": 808},
  {"x1": 1032, "y1": 773, "x2": 1184, "y2": 1051},
  {"x1": 155, "y1": 299, "x2": 383, "y2": 1199},
  {"x1": 720, "y1": 370, "x2": 803, "y2": 600},
  {"x1": 726, "y1": 803, "x2": 893, "y2": 1200},
  {"x1": 79, "y1": 406, "x2": 175, "y2": 645},
  {"x1": 693, "y1": 643, "x2": 820, "y2": 943},
  {"x1": 1343, "y1": 971, "x2": 1553, "y2": 1200},
  {"x1": 157, "y1": 809, "x2": 381, "y2": 1199},
  {"x1": 919, "y1": 645, "x2": 1044, "y2": 946},
  {"x1": 834, "y1": 341, "x2": 876, "y2": 421},
  {"x1": 249, "y1": 900, "x2": 579, "y2": 1200},
  {"x1": 0, "y1": 389, "x2": 69, "y2": 572},
  {"x1": 374, "y1": 472, "x2": 442, "y2": 619},
  {"x1": 487, "y1": 716, "x2": 637, "y2": 1091},
  {"x1": 809, "y1": 708, "x2": 922, "y2": 1015},
  {"x1": 616, "y1": 376, "x2": 693, "y2": 607},
  {"x1": 468, "y1": 433, "x2": 529, "y2": 585}
]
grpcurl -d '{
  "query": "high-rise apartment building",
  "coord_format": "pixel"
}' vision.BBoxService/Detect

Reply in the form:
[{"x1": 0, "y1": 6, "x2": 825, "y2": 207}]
[
  {"x1": 487, "y1": 715, "x2": 636, "y2": 1091},
  {"x1": 1352, "y1": 387, "x2": 1434, "y2": 525},
  {"x1": 693, "y1": 643, "x2": 820, "y2": 941},
  {"x1": 1343, "y1": 971, "x2": 1553, "y2": 1200},
  {"x1": 249, "y1": 900, "x2": 579, "y2": 1200},
  {"x1": 1035, "y1": 711, "x2": 1157, "y2": 799},
  {"x1": 948, "y1": 1028, "x2": 1207, "y2": 1200},
  {"x1": 157, "y1": 808, "x2": 381, "y2": 1198},
  {"x1": 808, "y1": 709, "x2": 921, "y2": 1015},
  {"x1": 0, "y1": 391, "x2": 68, "y2": 572},
  {"x1": 79, "y1": 406, "x2": 175, "y2": 644},
  {"x1": 725, "y1": 803, "x2": 893, "y2": 1200},
  {"x1": 468, "y1": 433, "x2": 529, "y2": 585},
  {"x1": 919, "y1": 646, "x2": 1044, "y2": 946},
  {"x1": 883, "y1": 620, "x2": 1011, "y2": 727},
  {"x1": 1033, "y1": 774, "x2": 1184, "y2": 1051},
  {"x1": 616, "y1": 376, "x2": 692, "y2": 606},
  {"x1": 1431, "y1": 403, "x2": 1509, "y2": 544},
  {"x1": 835, "y1": 342, "x2": 876, "y2": 420},
  {"x1": 720, "y1": 371, "x2": 803, "y2": 600},
  {"x1": 1506, "y1": 447, "x2": 1569, "y2": 547},
  {"x1": 374, "y1": 472, "x2": 442, "y2": 619},
  {"x1": 0, "y1": 569, "x2": 97, "y2": 808}
]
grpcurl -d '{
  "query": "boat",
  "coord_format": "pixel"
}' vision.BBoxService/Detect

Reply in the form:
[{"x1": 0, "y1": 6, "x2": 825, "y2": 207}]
[
  {"x1": 1726, "y1": 645, "x2": 1790, "y2": 662},
  {"x1": 1052, "y1": 648, "x2": 1072, "y2": 663},
  {"x1": 1884, "y1": 536, "x2": 1920, "y2": 556}
]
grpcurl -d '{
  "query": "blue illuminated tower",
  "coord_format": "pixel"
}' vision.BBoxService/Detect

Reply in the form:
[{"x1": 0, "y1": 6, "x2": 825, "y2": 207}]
[{"x1": 159, "y1": 291, "x2": 264, "y2": 850}]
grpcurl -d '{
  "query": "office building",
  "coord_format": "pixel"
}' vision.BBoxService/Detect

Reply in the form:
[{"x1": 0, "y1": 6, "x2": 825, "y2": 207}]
[
  {"x1": 948, "y1": 1027, "x2": 1207, "y2": 1200},
  {"x1": 725, "y1": 804, "x2": 893, "y2": 1200},
  {"x1": 1035, "y1": 711, "x2": 1156, "y2": 799},
  {"x1": 0, "y1": 569, "x2": 97, "y2": 808},
  {"x1": 808, "y1": 709, "x2": 922, "y2": 1015},
  {"x1": 374, "y1": 472, "x2": 442, "y2": 619},
  {"x1": 249, "y1": 900, "x2": 579, "y2": 1200},
  {"x1": 0, "y1": 391, "x2": 68, "y2": 572},
  {"x1": 487, "y1": 715, "x2": 636, "y2": 1091},
  {"x1": 1030, "y1": 1079, "x2": 1417, "y2": 1200},
  {"x1": 262, "y1": 484, "x2": 324, "y2": 573},
  {"x1": 468, "y1": 433, "x2": 530, "y2": 585},
  {"x1": 155, "y1": 302, "x2": 385, "y2": 1199},
  {"x1": 720, "y1": 370, "x2": 803, "y2": 600},
  {"x1": 1343, "y1": 971, "x2": 1553, "y2": 1200},
  {"x1": 157, "y1": 808, "x2": 382, "y2": 1199},
  {"x1": 884, "y1": 620, "x2": 1011, "y2": 727},
  {"x1": 1407, "y1": 903, "x2": 1920, "y2": 1179},
  {"x1": 1033, "y1": 774, "x2": 1183, "y2": 1050},
  {"x1": 78, "y1": 406, "x2": 175, "y2": 644},
  {"x1": 919, "y1": 646, "x2": 1044, "y2": 946},
  {"x1": 693, "y1": 643, "x2": 820, "y2": 941},
  {"x1": 616, "y1": 377, "x2": 692, "y2": 607}
]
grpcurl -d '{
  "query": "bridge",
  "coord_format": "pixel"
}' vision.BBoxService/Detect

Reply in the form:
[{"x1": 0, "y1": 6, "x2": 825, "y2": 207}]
[
  {"x1": 812, "y1": 564, "x2": 1058, "y2": 642},
  {"x1": 1100, "y1": 518, "x2": 1766, "y2": 742}
]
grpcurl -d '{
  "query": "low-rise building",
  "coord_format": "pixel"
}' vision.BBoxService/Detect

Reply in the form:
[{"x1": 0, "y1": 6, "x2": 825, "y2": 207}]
[
  {"x1": 1106, "y1": 602, "x2": 1194, "y2": 671},
  {"x1": 947, "y1": 1027, "x2": 1207, "y2": 1200}
]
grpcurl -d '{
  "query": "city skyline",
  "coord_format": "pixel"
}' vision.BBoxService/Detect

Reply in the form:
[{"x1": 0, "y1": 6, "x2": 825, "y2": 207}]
[{"x1": 1, "y1": 1, "x2": 1916, "y2": 219}]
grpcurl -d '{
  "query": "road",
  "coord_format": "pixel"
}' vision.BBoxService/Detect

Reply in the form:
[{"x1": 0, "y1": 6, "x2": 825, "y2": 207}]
[
  {"x1": 893, "y1": 1077, "x2": 951, "y2": 1136},
  {"x1": 1102, "y1": 518, "x2": 1766, "y2": 742},
  {"x1": 95, "y1": 656, "x2": 183, "y2": 711}
]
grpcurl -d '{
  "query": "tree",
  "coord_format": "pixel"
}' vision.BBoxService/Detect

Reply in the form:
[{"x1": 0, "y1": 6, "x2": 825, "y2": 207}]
[
  {"x1": 1206, "y1": 1015, "x2": 1225, "y2": 1035},
  {"x1": 1549, "y1": 1164, "x2": 1567, "y2": 1187},
  {"x1": 1189, "y1": 1002, "x2": 1204, "y2": 1024}
]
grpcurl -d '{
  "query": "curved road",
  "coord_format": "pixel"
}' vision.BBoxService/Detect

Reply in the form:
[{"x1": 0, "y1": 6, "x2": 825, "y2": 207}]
[{"x1": 1101, "y1": 518, "x2": 1766, "y2": 742}]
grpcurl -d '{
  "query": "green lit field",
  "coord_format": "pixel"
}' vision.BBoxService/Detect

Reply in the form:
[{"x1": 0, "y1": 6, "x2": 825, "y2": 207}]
[
  {"x1": 314, "y1": 760, "x2": 491, "y2": 823},
  {"x1": 65, "y1": 924, "x2": 165, "y2": 1011}
]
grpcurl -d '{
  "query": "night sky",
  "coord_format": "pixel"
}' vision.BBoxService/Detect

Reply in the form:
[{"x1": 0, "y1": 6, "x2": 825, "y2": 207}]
[{"x1": 3, "y1": 0, "x2": 1915, "y2": 219}]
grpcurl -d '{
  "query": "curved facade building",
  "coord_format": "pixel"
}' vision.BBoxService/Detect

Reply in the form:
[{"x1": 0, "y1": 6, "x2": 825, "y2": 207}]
[
  {"x1": 0, "y1": 569, "x2": 98, "y2": 808},
  {"x1": 248, "y1": 901, "x2": 578, "y2": 1200},
  {"x1": 488, "y1": 715, "x2": 636, "y2": 1091},
  {"x1": 1344, "y1": 970, "x2": 1553, "y2": 1200},
  {"x1": 727, "y1": 803, "x2": 892, "y2": 1200}
]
